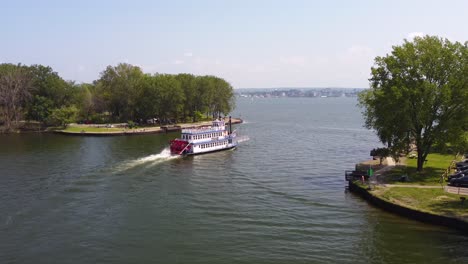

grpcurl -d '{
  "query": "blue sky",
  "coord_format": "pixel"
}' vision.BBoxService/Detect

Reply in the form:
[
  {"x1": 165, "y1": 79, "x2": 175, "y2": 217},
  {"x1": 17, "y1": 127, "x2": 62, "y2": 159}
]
[{"x1": 1, "y1": 0, "x2": 467, "y2": 88}]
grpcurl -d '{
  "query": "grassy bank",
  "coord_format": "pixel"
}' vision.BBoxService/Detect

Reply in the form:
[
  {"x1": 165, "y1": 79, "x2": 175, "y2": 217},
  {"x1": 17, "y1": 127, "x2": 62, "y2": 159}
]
[
  {"x1": 63, "y1": 126, "x2": 124, "y2": 133},
  {"x1": 378, "y1": 187, "x2": 468, "y2": 219},
  {"x1": 380, "y1": 153, "x2": 457, "y2": 185},
  {"x1": 57, "y1": 117, "x2": 243, "y2": 135},
  {"x1": 358, "y1": 152, "x2": 468, "y2": 222}
]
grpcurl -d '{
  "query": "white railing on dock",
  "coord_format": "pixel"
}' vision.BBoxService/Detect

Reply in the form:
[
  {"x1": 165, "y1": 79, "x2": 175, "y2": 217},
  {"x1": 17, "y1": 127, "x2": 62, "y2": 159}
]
[{"x1": 445, "y1": 186, "x2": 468, "y2": 196}]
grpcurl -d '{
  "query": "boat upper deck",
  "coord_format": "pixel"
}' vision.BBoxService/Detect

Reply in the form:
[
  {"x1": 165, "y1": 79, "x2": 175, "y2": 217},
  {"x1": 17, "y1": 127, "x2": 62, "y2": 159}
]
[{"x1": 182, "y1": 119, "x2": 226, "y2": 135}]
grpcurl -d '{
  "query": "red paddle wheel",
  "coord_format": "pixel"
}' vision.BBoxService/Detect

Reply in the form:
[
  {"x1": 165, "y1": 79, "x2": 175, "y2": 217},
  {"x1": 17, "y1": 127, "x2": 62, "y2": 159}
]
[{"x1": 170, "y1": 139, "x2": 191, "y2": 155}]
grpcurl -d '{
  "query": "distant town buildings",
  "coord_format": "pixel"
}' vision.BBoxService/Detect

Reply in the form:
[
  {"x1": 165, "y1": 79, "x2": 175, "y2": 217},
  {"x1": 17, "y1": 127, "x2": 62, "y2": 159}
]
[{"x1": 235, "y1": 88, "x2": 365, "y2": 98}]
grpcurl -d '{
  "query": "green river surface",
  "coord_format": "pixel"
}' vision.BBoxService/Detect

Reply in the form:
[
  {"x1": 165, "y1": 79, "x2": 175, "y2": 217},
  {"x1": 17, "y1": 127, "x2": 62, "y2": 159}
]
[{"x1": 1, "y1": 97, "x2": 468, "y2": 263}]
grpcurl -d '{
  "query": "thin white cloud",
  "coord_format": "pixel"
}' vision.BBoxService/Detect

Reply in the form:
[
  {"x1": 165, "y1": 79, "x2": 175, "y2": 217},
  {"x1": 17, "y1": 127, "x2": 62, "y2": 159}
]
[
  {"x1": 279, "y1": 56, "x2": 307, "y2": 66},
  {"x1": 347, "y1": 46, "x2": 374, "y2": 57},
  {"x1": 172, "y1": 60, "x2": 184, "y2": 65},
  {"x1": 184, "y1": 52, "x2": 193, "y2": 57},
  {"x1": 407, "y1": 32, "x2": 424, "y2": 40}
]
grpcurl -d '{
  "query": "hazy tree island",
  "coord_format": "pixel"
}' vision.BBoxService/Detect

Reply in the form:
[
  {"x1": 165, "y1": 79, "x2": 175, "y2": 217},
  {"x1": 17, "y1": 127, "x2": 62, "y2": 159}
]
[{"x1": 0, "y1": 63, "x2": 235, "y2": 133}]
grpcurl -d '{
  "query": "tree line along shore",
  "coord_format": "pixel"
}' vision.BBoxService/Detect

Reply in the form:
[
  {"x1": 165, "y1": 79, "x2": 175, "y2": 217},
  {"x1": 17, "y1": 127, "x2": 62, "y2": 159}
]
[{"x1": 0, "y1": 63, "x2": 235, "y2": 133}]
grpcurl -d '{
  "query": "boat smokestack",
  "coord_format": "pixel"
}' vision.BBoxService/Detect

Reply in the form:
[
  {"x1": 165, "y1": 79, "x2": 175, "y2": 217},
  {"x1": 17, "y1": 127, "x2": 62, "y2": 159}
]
[{"x1": 229, "y1": 116, "x2": 232, "y2": 135}]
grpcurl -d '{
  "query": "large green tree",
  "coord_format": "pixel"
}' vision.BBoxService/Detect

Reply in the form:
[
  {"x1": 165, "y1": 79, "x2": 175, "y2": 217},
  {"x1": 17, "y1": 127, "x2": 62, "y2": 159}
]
[
  {"x1": 0, "y1": 64, "x2": 34, "y2": 131},
  {"x1": 359, "y1": 36, "x2": 468, "y2": 172},
  {"x1": 98, "y1": 63, "x2": 144, "y2": 122},
  {"x1": 175, "y1": 73, "x2": 197, "y2": 122},
  {"x1": 26, "y1": 65, "x2": 74, "y2": 123},
  {"x1": 209, "y1": 76, "x2": 235, "y2": 118}
]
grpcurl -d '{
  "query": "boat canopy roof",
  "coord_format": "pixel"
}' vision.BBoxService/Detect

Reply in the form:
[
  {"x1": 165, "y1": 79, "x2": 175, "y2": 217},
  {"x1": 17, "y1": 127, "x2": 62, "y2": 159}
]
[
  {"x1": 212, "y1": 119, "x2": 225, "y2": 127},
  {"x1": 181, "y1": 119, "x2": 226, "y2": 134}
]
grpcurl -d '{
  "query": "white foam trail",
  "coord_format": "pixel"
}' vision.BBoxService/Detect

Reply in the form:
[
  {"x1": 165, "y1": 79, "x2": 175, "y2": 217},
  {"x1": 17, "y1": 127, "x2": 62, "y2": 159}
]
[
  {"x1": 116, "y1": 147, "x2": 180, "y2": 171},
  {"x1": 237, "y1": 136, "x2": 250, "y2": 143}
]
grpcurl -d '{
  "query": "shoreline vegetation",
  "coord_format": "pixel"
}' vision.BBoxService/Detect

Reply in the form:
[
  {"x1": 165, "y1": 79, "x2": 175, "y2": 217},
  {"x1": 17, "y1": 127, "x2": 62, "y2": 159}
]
[
  {"x1": 353, "y1": 36, "x2": 468, "y2": 233},
  {"x1": 349, "y1": 154, "x2": 468, "y2": 233},
  {"x1": 0, "y1": 63, "x2": 235, "y2": 134},
  {"x1": 56, "y1": 117, "x2": 243, "y2": 136}
]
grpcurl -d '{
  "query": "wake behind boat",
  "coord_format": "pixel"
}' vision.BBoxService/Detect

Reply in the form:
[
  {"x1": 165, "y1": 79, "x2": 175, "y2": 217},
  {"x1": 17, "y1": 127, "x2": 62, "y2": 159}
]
[{"x1": 169, "y1": 117, "x2": 237, "y2": 155}]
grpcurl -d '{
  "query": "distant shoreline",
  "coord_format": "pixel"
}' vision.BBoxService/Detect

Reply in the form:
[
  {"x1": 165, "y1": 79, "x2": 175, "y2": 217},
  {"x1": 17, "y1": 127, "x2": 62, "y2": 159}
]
[{"x1": 54, "y1": 117, "x2": 243, "y2": 136}]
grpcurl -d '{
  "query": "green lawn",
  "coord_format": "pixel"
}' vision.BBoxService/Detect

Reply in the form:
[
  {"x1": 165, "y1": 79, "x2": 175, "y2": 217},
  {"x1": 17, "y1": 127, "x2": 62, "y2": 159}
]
[
  {"x1": 379, "y1": 187, "x2": 468, "y2": 219},
  {"x1": 363, "y1": 152, "x2": 468, "y2": 221},
  {"x1": 62, "y1": 126, "x2": 123, "y2": 133},
  {"x1": 382, "y1": 153, "x2": 458, "y2": 185}
]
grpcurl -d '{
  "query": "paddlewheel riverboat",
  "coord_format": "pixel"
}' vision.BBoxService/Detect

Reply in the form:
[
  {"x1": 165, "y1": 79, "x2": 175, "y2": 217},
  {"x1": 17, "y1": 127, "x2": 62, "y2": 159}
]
[{"x1": 169, "y1": 117, "x2": 237, "y2": 155}]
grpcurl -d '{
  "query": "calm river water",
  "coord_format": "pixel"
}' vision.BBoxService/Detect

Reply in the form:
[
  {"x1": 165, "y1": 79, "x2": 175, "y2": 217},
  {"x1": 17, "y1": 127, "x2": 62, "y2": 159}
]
[{"x1": 1, "y1": 97, "x2": 468, "y2": 263}]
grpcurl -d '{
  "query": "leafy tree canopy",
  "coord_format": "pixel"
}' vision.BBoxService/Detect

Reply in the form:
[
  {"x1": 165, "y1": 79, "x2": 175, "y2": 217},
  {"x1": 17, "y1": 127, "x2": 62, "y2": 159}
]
[
  {"x1": 0, "y1": 62, "x2": 236, "y2": 131},
  {"x1": 359, "y1": 35, "x2": 468, "y2": 172}
]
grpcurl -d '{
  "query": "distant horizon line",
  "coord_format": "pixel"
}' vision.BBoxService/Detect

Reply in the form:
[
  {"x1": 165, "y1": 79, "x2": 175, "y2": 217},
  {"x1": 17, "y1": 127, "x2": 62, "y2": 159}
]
[{"x1": 235, "y1": 87, "x2": 367, "y2": 90}]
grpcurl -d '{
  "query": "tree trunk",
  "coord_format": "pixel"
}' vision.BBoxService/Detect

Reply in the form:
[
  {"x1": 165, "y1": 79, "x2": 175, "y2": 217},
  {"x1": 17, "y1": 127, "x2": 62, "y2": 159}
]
[{"x1": 417, "y1": 149, "x2": 424, "y2": 172}]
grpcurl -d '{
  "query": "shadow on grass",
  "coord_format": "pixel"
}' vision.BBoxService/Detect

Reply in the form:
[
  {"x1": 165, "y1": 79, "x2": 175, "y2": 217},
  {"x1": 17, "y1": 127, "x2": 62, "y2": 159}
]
[
  {"x1": 380, "y1": 165, "x2": 445, "y2": 185},
  {"x1": 426, "y1": 199, "x2": 468, "y2": 217}
]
